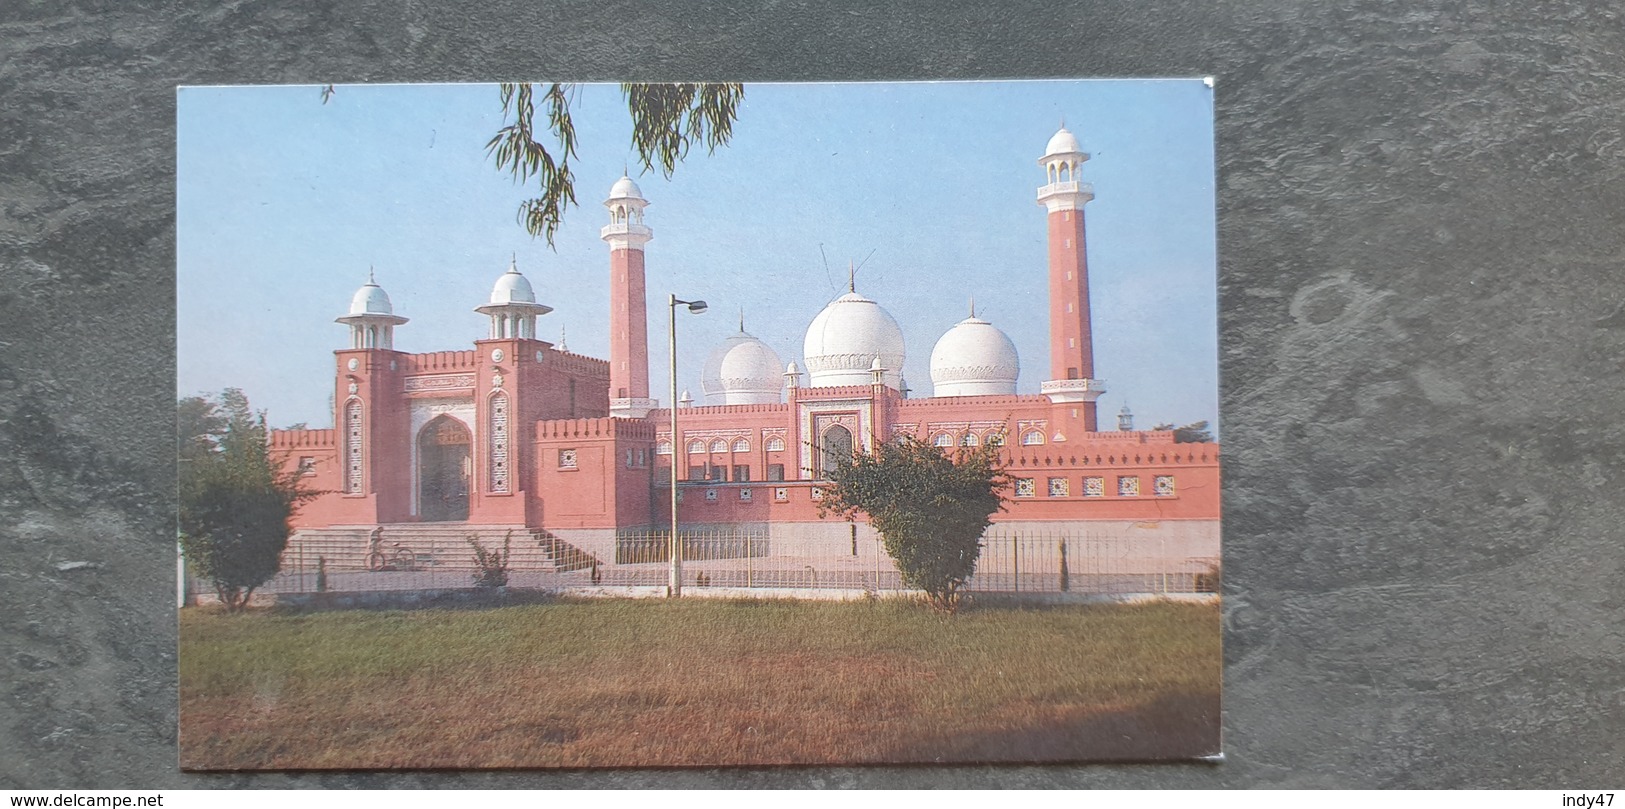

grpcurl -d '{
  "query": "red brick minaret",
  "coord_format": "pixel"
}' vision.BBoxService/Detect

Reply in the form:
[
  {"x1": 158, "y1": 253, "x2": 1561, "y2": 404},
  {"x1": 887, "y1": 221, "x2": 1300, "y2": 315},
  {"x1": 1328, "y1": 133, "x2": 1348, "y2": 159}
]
[
  {"x1": 1037, "y1": 125, "x2": 1105, "y2": 430},
  {"x1": 601, "y1": 175, "x2": 656, "y2": 419}
]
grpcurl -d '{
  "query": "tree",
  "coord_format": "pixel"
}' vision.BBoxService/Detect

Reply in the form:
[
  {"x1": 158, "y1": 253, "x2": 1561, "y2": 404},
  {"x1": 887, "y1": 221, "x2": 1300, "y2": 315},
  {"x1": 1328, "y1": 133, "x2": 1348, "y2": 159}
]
[
  {"x1": 486, "y1": 82, "x2": 744, "y2": 244},
  {"x1": 818, "y1": 437, "x2": 1009, "y2": 614},
  {"x1": 178, "y1": 389, "x2": 310, "y2": 611},
  {"x1": 1150, "y1": 420, "x2": 1214, "y2": 444}
]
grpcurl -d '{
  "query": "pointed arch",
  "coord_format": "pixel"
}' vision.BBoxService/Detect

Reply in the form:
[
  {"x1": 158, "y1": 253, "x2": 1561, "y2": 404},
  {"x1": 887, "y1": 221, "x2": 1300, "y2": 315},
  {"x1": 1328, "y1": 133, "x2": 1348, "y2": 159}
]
[
  {"x1": 820, "y1": 425, "x2": 853, "y2": 479},
  {"x1": 417, "y1": 414, "x2": 471, "y2": 521}
]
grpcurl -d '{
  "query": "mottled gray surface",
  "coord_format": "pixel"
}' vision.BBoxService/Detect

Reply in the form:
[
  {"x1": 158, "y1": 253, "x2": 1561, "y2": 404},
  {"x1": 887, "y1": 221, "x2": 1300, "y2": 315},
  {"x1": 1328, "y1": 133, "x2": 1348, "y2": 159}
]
[{"x1": 2, "y1": 0, "x2": 1622, "y2": 789}]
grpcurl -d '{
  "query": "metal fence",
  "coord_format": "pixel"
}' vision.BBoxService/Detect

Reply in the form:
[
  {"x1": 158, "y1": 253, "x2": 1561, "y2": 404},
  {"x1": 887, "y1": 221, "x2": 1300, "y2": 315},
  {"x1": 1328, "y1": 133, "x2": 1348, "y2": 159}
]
[{"x1": 241, "y1": 525, "x2": 1218, "y2": 599}]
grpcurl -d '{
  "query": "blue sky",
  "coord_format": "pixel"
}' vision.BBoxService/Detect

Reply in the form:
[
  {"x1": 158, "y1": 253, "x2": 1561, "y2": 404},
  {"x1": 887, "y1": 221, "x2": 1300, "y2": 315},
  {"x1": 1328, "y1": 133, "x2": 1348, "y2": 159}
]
[{"x1": 177, "y1": 80, "x2": 1217, "y2": 434}]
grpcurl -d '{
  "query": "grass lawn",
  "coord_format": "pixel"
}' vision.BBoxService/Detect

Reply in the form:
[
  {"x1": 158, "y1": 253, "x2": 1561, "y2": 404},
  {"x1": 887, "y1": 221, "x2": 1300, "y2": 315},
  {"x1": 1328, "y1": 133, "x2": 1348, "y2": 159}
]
[{"x1": 179, "y1": 597, "x2": 1220, "y2": 769}]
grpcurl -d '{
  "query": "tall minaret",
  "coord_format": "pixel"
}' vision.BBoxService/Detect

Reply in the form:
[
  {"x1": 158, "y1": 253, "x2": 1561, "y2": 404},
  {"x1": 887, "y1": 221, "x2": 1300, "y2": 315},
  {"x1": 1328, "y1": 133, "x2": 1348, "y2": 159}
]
[
  {"x1": 1036, "y1": 124, "x2": 1106, "y2": 428},
  {"x1": 601, "y1": 174, "x2": 656, "y2": 419}
]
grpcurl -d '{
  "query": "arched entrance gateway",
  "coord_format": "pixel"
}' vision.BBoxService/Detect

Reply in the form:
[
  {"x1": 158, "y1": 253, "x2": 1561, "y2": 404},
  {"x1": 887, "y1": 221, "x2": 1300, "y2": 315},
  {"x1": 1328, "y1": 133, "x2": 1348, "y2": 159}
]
[
  {"x1": 418, "y1": 415, "x2": 471, "y2": 521},
  {"x1": 819, "y1": 424, "x2": 853, "y2": 479}
]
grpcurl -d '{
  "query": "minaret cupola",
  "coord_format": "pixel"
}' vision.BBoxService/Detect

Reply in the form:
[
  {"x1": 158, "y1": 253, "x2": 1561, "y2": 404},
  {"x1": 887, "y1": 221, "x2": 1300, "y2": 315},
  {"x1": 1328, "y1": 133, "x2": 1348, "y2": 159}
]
[
  {"x1": 335, "y1": 267, "x2": 408, "y2": 349},
  {"x1": 475, "y1": 255, "x2": 553, "y2": 339}
]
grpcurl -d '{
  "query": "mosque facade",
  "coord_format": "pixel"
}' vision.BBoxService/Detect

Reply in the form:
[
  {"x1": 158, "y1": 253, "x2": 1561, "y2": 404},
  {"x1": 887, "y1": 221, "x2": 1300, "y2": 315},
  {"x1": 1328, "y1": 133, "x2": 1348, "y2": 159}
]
[{"x1": 269, "y1": 126, "x2": 1220, "y2": 563}]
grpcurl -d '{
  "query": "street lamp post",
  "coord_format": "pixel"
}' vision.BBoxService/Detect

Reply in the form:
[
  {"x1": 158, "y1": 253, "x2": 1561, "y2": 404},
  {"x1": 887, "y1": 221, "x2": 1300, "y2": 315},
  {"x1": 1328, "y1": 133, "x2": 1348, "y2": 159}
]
[{"x1": 668, "y1": 294, "x2": 707, "y2": 597}]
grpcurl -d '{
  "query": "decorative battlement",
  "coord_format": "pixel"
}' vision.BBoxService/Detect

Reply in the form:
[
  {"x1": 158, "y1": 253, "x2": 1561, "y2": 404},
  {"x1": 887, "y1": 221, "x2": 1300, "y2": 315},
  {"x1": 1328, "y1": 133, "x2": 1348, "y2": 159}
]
[
  {"x1": 402, "y1": 350, "x2": 478, "y2": 373},
  {"x1": 270, "y1": 428, "x2": 335, "y2": 448},
  {"x1": 536, "y1": 417, "x2": 657, "y2": 441},
  {"x1": 1010, "y1": 444, "x2": 1219, "y2": 468},
  {"x1": 649, "y1": 402, "x2": 794, "y2": 418},
  {"x1": 897, "y1": 394, "x2": 1049, "y2": 408},
  {"x1": 794, "y1": 384, "x2": 888, "y2": 400},
  {"x1": 546, "y1": 349, "x2": 611, "y2": 379}
]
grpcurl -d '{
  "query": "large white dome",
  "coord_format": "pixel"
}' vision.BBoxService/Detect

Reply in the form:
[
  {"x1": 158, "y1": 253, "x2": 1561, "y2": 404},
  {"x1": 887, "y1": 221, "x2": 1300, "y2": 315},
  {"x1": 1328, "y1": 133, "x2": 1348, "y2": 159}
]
[
  {"x1": 701, "y1": 330, "x2": 784, "y2": 405},
  {"x1": 803, "y1": 291, "x2": 905, "y2": 389},
  {"x1": 489, "y1": 263, "x2": 536, "y2": 304},
  {"x1": 1045, "y1": 126, "x2": 1082, "y2": 156},
  {"x1": 929, "y1": 315, "x2": 1020, "y2": 397},
  {"x1": 348, "y1": 281, "x2": 394, "y2": 316}
]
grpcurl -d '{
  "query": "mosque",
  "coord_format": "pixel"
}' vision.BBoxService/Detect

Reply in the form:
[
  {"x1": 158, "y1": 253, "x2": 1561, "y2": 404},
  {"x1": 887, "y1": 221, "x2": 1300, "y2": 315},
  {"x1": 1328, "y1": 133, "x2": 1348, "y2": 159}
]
[{"x1": 269, "y1": 126, "x2": 1220, "y2": 567}]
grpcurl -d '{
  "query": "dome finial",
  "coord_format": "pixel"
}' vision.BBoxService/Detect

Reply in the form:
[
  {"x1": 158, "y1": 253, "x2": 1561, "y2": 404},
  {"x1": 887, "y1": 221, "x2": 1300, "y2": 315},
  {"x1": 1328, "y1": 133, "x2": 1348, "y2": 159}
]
[
  {"x1": 367, "y1": 265, "x2": 375, "y2": 285},
  {"x1": 848, "y1": 260, "x2": 856, "y2": 293},
  {"x1": 739, "y1": 307, "x2": 746, "y2": 333},
  {"x1": 509, "y1": 252, "x2": 518, "y2": 273},
  {"x1": 969, "y1": 295, "x2": 976, "y2": 318}
]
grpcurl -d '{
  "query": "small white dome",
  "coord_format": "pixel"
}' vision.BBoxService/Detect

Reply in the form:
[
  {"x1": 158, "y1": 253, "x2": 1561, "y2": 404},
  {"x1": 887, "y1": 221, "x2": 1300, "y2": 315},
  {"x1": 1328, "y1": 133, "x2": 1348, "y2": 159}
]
[
  {"x1": 701, "y1": 330, "x2": 785, "y2": 405},
  {"x1": 929, "y1": 315, "x2": 1020, "y2": 397},
  {"x1": 803, "y1": 291, "x2": 906, "y2": 389},
  {"x1": 609, "y1": 175, "x2": 644, "y2": 200},
  {"x1": 349, "y1": 282, "x2": 394, "y2": 316},
  {"x1": 490, "y1": 264, "x2": 536, "y2": 305},
  {"x1": 1045, "y1": 126, "x2": 1082, "y2": 156}
]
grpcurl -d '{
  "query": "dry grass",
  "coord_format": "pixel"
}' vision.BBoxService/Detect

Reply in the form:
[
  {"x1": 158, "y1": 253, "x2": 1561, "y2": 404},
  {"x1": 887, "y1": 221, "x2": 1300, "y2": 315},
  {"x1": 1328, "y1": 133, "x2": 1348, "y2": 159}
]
[{"x1": 179, "y1": 597, "x2": 1219, "y2": 769}]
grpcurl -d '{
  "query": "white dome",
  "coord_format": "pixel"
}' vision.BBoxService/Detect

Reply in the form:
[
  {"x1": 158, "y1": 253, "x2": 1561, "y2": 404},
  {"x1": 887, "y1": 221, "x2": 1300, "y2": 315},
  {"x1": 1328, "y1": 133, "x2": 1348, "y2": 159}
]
[
  {"x1": 1045, "y1": 126, "x2": 1082, "y2": 156},
  {"x1": 803, "y1": 291, "x2": 905, "y2": 388},
  {"x1": 348, "y1": 282, "x2": 394, "y2": 316},
  {"x1": 701, "y1": 330, "x2": 785, "y2": 405},
  {"x1": 489, "y1": 265, "x2": 536, "y2": 304},
  {"x1": 930, "y1": 315, "x2": 1019, "y2": 397},
  {"x1": 608, "y1": 175, "x2": 644, "y2": 200}
]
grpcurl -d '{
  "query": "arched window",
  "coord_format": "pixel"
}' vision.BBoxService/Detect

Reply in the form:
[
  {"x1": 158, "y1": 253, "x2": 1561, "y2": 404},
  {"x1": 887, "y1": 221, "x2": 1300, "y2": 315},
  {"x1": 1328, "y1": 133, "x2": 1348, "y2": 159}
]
[
  {"x1": 985, "y1": 432, "x2": 1005, "y2": 447},
  {"x1": 709, "y1": 438, "x2": 727, "y2": 454},
  {"x1": 687, "y1": 439, "x2": 705, "y2": 454},
  {"x1": 1021, "y1": 430, "x2": 1045, "y2": 446},
  {"x1": 932, "y1": 433, "x2": 953, "y2": 447},
  {"x1": 820, "y1": 425, "x2": 853, "y2": 479},
  {"x1": 765, "y1": 436, "x2": 786, "y2": 452},
  {"x1": 731, "y1": 437, "x2": 750, "y2": 453},
  {"x1": 656, "y1": 440, "x2": 672, "y2": 455},
  {"x1": 961, "y1": 433, "x2": 979, "y2": 447}
]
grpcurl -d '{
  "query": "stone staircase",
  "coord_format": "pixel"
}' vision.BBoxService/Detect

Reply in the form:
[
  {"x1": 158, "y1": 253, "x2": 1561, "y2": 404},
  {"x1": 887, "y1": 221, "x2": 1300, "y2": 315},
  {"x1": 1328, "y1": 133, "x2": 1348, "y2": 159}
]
[{"x1": 283, "y1": 524, "x2": 600, "y2": 573}]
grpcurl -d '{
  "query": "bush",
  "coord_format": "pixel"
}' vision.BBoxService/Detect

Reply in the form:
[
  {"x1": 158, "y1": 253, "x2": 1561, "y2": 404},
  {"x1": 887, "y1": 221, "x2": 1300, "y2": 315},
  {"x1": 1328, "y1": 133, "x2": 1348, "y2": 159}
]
[
  {"x1": 1194, "y1": 563, "x2": 1221, "y2": 594},
  {"x1": 819, "y1": 437, "x2": 1007, "y2": 614},
  {"x1": 178, "y1": 389, "x2": 311, "y2": 612},
  {"x1": 468, "y1": 531, "x2": 513, "y2": 588}
]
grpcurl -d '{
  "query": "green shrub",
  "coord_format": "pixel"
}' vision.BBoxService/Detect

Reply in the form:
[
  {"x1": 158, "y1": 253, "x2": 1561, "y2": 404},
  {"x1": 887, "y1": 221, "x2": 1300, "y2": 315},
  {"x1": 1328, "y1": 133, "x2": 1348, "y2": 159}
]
[
  {"x1": 1194, "y1": 563, "x2": 1221, "y2": 594},
  {"x1": 819, "y1": 437, "x2": 1007, "y2": 614},
  {"x1": 468, "y1": 531, "x2": 513, "y2": 588}
]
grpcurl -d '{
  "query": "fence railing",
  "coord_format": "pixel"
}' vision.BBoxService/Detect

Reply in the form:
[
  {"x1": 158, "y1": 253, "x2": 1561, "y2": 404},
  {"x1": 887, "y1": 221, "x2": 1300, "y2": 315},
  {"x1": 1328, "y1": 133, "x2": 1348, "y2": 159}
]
[{"x1": 241, "y1": 525, "x2": 1217, "y2": 599}]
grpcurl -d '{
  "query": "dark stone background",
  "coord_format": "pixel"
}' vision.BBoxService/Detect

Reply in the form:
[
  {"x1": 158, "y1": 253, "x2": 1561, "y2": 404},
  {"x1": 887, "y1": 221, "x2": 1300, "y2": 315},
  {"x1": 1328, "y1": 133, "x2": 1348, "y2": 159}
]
[{"x1": 2, "y1": 0, "x2": 1621, "y2": 788}]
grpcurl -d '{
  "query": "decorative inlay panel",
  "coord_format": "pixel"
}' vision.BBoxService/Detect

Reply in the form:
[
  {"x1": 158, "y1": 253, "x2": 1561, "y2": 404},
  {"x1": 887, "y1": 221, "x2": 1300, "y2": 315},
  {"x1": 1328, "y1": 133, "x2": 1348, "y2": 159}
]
[{"x1": 405, "y1": 373, "x2": 476, "y2": 392}]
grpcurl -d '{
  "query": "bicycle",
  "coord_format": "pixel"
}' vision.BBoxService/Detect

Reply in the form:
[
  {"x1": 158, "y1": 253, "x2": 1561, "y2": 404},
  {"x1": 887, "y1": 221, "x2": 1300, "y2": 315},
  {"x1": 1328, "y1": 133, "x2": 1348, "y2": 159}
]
[{"x1": 365, "y1": 529, "x2": 419, "y2": 572}]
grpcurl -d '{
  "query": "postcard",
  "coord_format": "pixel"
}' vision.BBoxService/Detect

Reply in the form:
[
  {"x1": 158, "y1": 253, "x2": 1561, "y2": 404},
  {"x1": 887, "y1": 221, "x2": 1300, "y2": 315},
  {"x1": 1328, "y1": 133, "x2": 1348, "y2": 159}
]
[{"x1": 176, "y1": 79, "x2": 1220, "y2": 768}]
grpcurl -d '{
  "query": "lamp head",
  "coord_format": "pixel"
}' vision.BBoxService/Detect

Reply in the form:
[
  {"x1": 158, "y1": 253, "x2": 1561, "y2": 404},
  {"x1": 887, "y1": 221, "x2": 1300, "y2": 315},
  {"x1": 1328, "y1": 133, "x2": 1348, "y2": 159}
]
[{"x1": 686, "y1": 300, "x2": 708, "y2": 314}]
